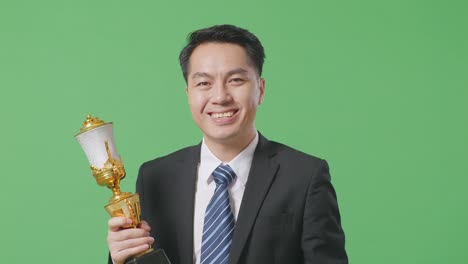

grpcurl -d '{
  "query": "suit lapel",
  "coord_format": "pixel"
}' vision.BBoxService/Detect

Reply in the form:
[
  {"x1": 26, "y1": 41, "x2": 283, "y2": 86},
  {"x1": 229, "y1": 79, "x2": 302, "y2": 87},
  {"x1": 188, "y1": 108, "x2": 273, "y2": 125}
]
[
  {"x1": 230, "y1": 134, "x2": 279, "y2": 264},
  {"x1": 172, "y1": 145, "x2": 200, "y2": 264}
]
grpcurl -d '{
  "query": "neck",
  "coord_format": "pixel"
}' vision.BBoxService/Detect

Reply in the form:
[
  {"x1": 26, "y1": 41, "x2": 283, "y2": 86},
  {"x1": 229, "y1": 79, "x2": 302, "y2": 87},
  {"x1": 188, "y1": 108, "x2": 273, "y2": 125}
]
[{"x1": 205, "y1": 130, "x2": 256, "y2": 162}]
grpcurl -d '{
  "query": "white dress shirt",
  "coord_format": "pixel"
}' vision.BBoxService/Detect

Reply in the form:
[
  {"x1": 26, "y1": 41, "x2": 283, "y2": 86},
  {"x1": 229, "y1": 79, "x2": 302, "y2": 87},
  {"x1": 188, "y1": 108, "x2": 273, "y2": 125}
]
[{"x1": 193, "y1": 132, "x2": 259, "y2": 264}]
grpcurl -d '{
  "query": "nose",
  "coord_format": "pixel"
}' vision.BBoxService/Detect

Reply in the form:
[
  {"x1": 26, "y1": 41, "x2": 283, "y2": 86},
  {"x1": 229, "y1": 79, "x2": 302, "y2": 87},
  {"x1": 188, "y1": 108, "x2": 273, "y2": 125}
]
[{"x1": 211, "y1": 81, "x2": 232, "y2": 104}]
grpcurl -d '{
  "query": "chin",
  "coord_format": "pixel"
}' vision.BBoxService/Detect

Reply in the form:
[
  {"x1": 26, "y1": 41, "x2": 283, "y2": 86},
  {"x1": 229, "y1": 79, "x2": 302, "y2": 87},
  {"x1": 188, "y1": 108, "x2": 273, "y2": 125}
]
[{"x1": 205, "y1": 129, "x2": 240, "y2": 143}]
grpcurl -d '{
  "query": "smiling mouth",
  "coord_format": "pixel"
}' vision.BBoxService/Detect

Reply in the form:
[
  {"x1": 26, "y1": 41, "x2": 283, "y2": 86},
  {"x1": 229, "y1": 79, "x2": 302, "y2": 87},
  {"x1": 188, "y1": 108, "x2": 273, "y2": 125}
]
[{"x1": 210, "y1": 110, "x2": 238, "y2": 119}]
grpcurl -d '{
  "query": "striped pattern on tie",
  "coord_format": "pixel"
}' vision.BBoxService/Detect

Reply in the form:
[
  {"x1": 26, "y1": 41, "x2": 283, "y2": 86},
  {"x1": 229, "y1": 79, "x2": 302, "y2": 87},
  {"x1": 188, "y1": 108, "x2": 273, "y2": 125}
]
[{"x1": 200, "y1": 164, "x2": 236, "y2": 264}]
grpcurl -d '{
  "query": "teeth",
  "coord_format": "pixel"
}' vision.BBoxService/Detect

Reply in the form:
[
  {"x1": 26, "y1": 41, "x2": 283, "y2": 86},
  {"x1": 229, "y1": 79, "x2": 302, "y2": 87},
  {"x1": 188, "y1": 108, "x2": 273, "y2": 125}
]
[{"x1": 212, "y1": 111, "x2": 234, "y2": 118}]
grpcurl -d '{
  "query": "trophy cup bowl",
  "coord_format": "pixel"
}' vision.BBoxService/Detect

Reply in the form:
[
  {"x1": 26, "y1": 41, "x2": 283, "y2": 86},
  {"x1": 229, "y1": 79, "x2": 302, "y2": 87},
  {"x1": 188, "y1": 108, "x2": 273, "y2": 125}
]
[{"x1": 75, "y1": 115, "x2": 171, "y2": 264}]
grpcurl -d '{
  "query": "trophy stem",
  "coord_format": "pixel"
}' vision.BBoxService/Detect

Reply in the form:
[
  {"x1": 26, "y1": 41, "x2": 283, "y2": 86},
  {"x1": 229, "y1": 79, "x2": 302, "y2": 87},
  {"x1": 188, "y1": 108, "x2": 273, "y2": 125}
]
[
  {"x1": 111, "y1": 186, "x2": 122, "y2": 197},
  {"x1": 108, "y1": 186, "x2": 132, "y2": 204}
]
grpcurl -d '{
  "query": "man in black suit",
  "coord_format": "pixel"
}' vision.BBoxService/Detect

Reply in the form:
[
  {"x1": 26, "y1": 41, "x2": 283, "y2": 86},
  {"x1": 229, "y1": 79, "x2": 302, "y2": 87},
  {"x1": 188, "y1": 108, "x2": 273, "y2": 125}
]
[{"x1": 107, "y1": 24, "x2": 347, "y2": 264}]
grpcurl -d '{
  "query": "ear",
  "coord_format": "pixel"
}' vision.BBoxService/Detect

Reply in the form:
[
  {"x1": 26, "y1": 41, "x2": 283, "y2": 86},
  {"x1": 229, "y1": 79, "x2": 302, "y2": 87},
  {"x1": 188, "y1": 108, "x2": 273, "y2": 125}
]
[{"x1": 258, "y1": 78, "x2": 266, "y2": 105}]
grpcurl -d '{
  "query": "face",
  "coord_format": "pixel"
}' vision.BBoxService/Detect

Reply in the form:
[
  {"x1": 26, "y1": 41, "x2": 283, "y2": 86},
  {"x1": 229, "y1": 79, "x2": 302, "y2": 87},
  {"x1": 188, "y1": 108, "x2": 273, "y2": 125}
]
[{"x1": 186, "y1": 42, "x2": 265, "y2": 147}]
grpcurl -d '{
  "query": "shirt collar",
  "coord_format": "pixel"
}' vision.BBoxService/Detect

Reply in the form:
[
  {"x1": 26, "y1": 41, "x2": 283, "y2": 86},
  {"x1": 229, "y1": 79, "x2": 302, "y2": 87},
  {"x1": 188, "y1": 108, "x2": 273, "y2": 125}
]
[{"x1": 199, "y1": 132, "x2": 259, "y2": 187}]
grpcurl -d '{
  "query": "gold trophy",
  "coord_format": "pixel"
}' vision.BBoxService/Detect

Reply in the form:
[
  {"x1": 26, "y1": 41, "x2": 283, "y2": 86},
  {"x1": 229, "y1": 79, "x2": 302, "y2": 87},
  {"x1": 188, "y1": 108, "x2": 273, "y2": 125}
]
[{"x1": 75, "y1": 115, "x2": 171, "y2": 264}]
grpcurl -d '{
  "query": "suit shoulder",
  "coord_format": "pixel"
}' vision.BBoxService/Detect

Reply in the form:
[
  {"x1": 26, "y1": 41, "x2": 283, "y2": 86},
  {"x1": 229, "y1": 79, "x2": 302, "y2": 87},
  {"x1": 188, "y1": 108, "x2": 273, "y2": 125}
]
[
  {"x1": 140, "y1": 144, "x2": 199, "y2": 169},
  {"x1": 265, "y1": 140, "x2": 332, "y2": 184},
  {"x1": 268, "y1": 140, "x2": 325, "y2": 166}
]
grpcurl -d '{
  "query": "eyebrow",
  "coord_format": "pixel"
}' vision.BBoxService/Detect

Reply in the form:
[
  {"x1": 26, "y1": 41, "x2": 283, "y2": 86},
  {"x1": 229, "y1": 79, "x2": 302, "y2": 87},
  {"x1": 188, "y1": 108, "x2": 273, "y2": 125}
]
[
  {"x1": 190, "y1": 68, "x2": 249, "y2": 80},
  {"x1": 191, "y1": 72, "x2": 212, "y2": 79},
  {"x1": 226, "y1": 68, "x2": 249, "y2": 76}
]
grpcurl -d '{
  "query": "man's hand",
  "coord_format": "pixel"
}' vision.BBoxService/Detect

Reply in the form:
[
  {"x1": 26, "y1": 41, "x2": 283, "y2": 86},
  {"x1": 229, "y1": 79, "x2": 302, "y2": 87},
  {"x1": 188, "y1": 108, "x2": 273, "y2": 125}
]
[{"x1": 107, "y1": 217, "x2": 154, "y2": 264}]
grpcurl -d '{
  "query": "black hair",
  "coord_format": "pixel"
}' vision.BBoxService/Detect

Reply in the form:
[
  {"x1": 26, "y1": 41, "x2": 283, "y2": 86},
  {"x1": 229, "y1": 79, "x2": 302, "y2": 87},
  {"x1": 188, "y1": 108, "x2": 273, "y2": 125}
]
[{"x1": 179, "y1": 24, "x2": 265, "y2": 82}]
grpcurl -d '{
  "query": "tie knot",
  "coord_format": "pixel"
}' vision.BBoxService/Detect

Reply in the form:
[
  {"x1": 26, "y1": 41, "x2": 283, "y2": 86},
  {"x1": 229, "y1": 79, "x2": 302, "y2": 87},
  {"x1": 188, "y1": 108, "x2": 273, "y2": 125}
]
[{"x1": 212, "y1": 164, "x2": 236, "y2": 186}]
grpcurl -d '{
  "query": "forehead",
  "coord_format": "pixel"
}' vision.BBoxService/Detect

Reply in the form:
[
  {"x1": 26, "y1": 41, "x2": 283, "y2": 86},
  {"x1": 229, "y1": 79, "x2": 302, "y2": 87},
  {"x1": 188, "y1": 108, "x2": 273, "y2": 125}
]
[{"x1": 188, "y1": 42, "x2": 254, "y2": 77}]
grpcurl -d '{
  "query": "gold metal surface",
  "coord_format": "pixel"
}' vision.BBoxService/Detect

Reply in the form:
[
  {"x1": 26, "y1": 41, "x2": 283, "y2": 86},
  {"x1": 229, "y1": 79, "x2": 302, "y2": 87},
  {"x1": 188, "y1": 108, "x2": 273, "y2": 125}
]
[
  {"x1": 105, "y1": 193, "x2": 141, "y2": 228},
  {"x1": 76, "y1": 114, "x2": 109, "y2": 135},
  {"x1": 91, "y1": 140, "x2": 127, "y2": 204},
  {"x1": 135, "y1": 248, "x2": 154, "y2": 258}
]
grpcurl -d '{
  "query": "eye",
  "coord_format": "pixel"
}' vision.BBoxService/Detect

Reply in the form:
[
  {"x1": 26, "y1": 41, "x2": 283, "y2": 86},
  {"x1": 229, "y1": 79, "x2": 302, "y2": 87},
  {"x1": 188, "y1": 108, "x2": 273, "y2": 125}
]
[
  {"x1": 196, "y1": 81, "x2": 210, "y2": 87},
  {"x1": 229, "y1": 78, "x2": 245, "y2": 85}
]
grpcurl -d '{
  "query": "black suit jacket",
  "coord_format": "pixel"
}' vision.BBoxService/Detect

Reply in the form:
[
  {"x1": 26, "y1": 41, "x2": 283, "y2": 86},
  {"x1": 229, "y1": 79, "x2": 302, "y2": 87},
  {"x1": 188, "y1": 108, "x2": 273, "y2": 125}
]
[{"x1": 114, "y1": 134, "x2": 347, "y2": 264}]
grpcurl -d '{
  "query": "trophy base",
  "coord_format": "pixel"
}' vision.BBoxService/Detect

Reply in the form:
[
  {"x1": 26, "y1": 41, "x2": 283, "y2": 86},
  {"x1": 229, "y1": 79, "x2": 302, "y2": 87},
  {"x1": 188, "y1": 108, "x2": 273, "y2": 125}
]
[{"x1": 125, "y1": 248, "x2": 171, "y2": 264}]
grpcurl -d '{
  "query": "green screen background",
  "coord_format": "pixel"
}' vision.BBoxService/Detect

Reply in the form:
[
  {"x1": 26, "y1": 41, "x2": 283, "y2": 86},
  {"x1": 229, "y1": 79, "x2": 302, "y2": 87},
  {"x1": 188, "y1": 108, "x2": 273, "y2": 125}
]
[{"x1": 1, "y1": 0, "x2": 467, "y2": 263}]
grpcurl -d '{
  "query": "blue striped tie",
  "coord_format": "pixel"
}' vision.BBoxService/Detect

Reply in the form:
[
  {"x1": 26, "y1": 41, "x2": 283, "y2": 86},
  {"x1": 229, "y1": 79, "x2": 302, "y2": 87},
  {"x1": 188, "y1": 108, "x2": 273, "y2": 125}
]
[{"x1": 200, "y1": 164, "x2": 236, "y2": 264}]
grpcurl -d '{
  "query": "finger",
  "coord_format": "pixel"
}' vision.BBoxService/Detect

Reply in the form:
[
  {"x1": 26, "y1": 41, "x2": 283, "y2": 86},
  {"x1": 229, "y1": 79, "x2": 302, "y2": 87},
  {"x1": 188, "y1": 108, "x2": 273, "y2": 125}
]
[
  {"x1": 108, "y1": 228, "x2": 149, "y2": 243},
  {"x1": 138, "y1": 221, "x2": 151, "y2": 232},
  {"x1": 108, "y1": 217, "x2": 132, "y2": 231},
  {"x1": 113, "y1": 236, "x2": 155, "y2": 251},
  {"x1": 111, "y1": 243, "x2": 151, "y2": 263}
]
